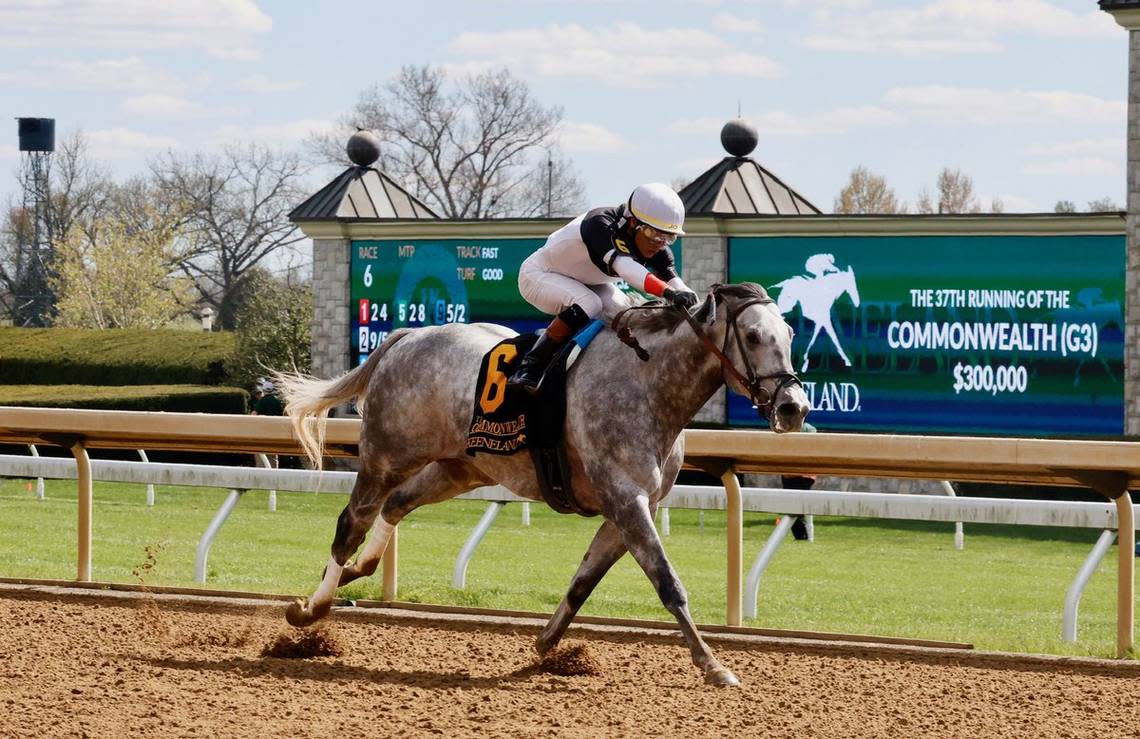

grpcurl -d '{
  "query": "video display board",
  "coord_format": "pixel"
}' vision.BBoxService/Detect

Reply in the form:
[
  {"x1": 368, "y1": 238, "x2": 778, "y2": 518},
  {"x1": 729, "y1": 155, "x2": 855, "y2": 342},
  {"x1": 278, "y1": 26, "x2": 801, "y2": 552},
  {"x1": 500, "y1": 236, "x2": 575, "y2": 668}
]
[
  {"x1": 350, "y1": 236, "x2": 683, "y2": 366},
  {"x1": 728, "y1": 234, "x2": 1125, "y2": 437}
]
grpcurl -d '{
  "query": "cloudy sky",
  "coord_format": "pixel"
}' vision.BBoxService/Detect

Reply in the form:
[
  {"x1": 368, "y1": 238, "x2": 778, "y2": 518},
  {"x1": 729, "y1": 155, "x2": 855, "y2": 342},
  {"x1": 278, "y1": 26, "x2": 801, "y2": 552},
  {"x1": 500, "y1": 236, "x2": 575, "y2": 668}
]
[{"x1": 0, "y1": 0, "x2": 1127, "y2": 216}]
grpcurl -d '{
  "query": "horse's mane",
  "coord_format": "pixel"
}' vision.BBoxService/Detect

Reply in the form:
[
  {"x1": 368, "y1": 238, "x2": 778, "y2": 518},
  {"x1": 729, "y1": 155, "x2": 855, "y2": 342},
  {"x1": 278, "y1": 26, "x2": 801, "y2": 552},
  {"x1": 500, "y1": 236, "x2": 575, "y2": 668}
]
[{"x1": 620, "y1": 282, "x2": 772, "y2": 334}]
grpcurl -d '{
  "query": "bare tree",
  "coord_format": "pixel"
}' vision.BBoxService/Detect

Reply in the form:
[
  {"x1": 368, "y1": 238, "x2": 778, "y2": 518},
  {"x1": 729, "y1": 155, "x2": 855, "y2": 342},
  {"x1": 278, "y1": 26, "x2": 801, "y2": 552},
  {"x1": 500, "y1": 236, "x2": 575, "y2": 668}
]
[
  {"x1": 150, "y1": 144, "x2": 309, "y2": 329},
  {"x1": 311, "y1": 65, "x2": 584, "y2": 218},
  {"x1": 1054, "y1": 200, "x2": 1077, "y2": 213},
  {"x1": 833, "y1": 166, "x2": 906, "y2": 214},
  {"x1": 51, "y1": 201, "x2": 194, "y2": 329},
  {"x1": 934, "y1": 168, "x2": 981, "y2": 214},
  {"x1": 1087, "y1": 197, "x2": 1121, "y2": 212},
  {"x1": 915, "y1": 188, "x2": 935, "y2": 214},
  {"x1": 0, "y1": 131, "x2": 112, "y2": 325}
]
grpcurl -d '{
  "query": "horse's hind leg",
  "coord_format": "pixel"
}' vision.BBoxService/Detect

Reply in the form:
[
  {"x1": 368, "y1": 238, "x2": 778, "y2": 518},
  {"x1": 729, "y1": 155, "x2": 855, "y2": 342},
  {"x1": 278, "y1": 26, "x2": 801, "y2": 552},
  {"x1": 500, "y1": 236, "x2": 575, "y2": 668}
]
[
  {"x1": 286, "y1": 465, "x2": 412, "y2": 627},
  {"x1": 536, "y1": 520, "x2": 627, "y2": 656},
  {"x1": 337, "y1": 460, "x2": 492, "y2": 586},
  {"x1": 612, "y1": 493, "x2": 739, "y2": 687}
]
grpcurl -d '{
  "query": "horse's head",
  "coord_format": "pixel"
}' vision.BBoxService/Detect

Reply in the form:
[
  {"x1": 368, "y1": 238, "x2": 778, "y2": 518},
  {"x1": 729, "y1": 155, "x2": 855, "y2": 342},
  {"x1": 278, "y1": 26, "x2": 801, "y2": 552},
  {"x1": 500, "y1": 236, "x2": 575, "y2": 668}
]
[
  {"x1": 696, "y1": 283, "x2": 810, "y2": 433},
  {"x1": 839, "y1": 266, "x2": 861, "y2": 308}
]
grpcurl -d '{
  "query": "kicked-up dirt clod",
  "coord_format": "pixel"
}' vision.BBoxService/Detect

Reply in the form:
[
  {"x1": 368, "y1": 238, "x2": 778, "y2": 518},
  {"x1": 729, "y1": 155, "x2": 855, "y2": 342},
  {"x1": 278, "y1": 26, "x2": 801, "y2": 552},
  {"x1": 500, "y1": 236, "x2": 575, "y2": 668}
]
[
  {"x1": 261, "y1": 624, "x2": 345, "y2": 658},
  {"x1": 533, "y1": 642, "x2": 601, "y2": 676}
]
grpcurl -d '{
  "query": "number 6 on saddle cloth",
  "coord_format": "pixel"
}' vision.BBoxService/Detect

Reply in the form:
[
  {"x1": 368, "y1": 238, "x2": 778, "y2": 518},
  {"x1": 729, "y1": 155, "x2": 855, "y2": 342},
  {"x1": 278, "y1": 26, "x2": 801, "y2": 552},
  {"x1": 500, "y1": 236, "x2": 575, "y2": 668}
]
[{"x1": 465, "y1": 320, "x2": 605, "y2": 516}]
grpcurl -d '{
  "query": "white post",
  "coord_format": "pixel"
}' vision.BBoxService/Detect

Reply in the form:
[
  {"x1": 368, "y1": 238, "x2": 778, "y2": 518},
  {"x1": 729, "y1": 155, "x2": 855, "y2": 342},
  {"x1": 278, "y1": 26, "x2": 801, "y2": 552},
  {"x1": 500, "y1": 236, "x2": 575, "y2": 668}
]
[
  {"x1": 521, "y1": 501, "x2": 530, "y2": 526},
  {"x1": 28, "y1": 444, "x2": 44, "y2": 500},
  {"x1": 196, "y1": 490, "x2": 244, "y2": 583},
  {"x1": 940, "y1": 480, "x2": 964, "y2": 550},
  {"x1": 744, "y1": 515, "x2": 796, "y2": 619},
  {"x1": 255, "y1": 453, "x2": 278, "y2": 511},
  {"x1": 660, "y1": 507, "x2": 670, "y2": 536},
  {"x1": 137, "y1": 449, "x2": 155, "y2": 506},
  {"x1": 453, "y1": 502, "x2": 506, "y2": 588},
  {"x1": 1062, "y1": 530, "x2": 1117, "y2": 643}
]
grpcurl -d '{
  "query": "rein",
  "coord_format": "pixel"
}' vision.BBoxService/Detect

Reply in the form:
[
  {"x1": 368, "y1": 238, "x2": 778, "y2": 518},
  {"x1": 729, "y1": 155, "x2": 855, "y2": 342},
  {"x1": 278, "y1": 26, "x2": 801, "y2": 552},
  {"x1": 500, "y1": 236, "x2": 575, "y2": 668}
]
[{"x1": 611, "y1": 296, "x2": 803, "y2": 421}]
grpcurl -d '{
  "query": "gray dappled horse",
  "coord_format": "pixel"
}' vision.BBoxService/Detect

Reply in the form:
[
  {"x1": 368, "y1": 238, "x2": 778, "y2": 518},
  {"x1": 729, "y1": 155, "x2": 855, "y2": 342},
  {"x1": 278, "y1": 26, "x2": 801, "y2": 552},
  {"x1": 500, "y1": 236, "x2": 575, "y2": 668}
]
[{"x1": 278, "y1": 282, "x2": 810, "y2": 686}]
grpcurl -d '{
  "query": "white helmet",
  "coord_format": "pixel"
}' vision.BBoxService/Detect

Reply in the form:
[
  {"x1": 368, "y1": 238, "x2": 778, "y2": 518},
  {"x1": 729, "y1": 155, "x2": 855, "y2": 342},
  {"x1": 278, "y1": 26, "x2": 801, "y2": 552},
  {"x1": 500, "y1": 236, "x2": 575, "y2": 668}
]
[{"x1": 627, "y1": 182, "x2": 685, "y2": 235}]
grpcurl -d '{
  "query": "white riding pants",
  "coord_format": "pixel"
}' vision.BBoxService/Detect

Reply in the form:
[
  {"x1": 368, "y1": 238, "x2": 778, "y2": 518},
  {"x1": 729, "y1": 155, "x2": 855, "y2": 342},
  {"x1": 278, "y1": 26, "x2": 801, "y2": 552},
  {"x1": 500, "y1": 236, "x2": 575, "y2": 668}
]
[{"x1": 518, "y1": 253, "x2": 633, "y2": 319}]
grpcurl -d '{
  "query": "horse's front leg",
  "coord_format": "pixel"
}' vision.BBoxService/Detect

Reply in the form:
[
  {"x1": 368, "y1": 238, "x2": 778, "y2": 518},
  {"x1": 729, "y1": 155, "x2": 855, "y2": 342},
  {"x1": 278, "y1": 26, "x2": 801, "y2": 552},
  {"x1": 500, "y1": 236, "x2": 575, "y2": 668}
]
[
  {"x1": 536, "y1": 519, "x2": 627, "y2": 656},
  {"x1": 611, "y1": 493, "x2": 739, "y2": 687}
]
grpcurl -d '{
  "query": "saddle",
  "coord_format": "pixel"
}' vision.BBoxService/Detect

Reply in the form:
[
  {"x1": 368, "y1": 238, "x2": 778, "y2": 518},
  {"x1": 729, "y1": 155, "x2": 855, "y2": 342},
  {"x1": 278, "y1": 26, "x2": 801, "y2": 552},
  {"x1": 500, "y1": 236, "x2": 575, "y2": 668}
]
[{"x1": 465, "y1": 321, "x2": 603, "y2": 516}]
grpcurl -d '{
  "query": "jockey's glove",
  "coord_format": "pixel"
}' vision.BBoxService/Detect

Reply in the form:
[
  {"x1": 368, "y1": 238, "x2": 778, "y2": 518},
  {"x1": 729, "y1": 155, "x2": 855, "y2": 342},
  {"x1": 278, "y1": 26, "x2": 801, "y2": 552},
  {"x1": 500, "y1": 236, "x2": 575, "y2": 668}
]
[{"x1": 663, "y1": 288, "x2": 698, "y2": 310}]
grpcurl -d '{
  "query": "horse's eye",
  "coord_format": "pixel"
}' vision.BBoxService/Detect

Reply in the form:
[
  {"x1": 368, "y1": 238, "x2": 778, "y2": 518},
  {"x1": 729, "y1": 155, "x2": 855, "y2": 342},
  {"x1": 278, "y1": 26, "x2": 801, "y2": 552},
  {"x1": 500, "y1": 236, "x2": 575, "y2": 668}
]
[{"x1": 746, "y1": 329, "x2": 763, "y2": 346}]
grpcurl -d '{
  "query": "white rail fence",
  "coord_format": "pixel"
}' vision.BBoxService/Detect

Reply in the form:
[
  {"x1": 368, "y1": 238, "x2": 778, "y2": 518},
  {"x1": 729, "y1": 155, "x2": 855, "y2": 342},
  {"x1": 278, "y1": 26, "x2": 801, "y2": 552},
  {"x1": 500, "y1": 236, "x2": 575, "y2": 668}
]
[
  {"x1": 1, "y1": 407, "x2": 1136, "y2": 656},
  {"x1": 0, "y1": 453, "x2": 1131, "y2": 646}
]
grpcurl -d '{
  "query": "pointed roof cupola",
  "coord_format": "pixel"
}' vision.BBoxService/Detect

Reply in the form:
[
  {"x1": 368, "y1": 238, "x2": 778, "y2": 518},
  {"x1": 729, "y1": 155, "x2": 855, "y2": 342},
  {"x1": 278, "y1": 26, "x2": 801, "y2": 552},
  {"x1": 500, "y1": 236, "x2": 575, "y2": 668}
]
[
  {"x1": 678, "y1": 119, "x2": 821, "y2": 216},
  {"x1": 289, "y1": 130, "x2": 440, "y2": 222}
]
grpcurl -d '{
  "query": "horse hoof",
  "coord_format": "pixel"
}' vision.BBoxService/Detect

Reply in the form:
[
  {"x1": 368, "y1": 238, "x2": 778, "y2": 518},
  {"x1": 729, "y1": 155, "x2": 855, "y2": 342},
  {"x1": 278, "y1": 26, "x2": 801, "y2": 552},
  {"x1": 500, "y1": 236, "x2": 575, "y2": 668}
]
[
  {"x1": 285, "y1": 599, "x2": 310, "y2": 627},
  {"x1": 705, "y1": 667, "x2": 740, "y2": 687}
]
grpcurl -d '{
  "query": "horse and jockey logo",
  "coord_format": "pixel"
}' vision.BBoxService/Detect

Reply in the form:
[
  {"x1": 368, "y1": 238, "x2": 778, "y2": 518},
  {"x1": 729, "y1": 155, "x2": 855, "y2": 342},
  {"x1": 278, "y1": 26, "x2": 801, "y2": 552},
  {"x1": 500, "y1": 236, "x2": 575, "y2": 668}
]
[{"x1": 772, "y1": 253, "x2": 861, "y2": 372}]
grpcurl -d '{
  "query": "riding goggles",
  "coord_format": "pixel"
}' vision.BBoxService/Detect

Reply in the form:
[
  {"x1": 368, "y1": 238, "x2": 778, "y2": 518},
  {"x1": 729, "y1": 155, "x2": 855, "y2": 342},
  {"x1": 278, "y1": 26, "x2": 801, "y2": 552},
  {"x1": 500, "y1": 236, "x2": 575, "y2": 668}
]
[{"x1": 639, "y1": 224, "x2": 678, "y2": 246}]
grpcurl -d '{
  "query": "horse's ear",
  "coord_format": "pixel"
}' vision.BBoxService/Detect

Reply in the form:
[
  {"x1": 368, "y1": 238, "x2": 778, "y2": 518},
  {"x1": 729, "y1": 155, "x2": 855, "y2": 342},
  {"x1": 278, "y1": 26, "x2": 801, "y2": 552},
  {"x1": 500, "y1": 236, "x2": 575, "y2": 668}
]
[{"x1": 695, "y1": 292, "x2": 717, "y2": 326}]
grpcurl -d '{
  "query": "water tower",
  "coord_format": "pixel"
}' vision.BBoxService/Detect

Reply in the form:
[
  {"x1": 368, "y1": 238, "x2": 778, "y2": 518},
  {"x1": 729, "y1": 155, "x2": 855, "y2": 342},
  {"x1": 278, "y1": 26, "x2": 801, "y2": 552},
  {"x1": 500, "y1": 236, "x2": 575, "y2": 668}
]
[{"x1": 16, "y1": 117, "x2": 55, "y2": 326}]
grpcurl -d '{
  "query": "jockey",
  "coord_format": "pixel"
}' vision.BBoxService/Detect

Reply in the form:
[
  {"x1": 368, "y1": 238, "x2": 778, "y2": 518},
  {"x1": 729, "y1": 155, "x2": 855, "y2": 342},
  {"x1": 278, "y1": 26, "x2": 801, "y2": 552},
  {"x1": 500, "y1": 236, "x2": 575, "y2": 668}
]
[{"x1": 508, "y1": 182, "x2": 699, "y2": 393}]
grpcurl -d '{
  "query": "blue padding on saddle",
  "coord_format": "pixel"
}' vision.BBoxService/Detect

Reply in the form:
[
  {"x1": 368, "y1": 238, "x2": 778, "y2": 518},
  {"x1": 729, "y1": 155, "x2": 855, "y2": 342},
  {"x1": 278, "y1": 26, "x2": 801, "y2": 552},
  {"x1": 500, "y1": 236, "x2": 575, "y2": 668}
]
[{"x1": 571, "y1": 319, "x2": 604, "y2": 348}]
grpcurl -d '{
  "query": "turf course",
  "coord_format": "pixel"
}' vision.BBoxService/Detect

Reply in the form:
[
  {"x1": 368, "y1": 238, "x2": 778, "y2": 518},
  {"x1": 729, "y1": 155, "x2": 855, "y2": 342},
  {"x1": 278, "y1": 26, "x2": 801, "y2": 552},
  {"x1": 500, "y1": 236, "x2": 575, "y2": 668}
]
[{"x1": 0, "y1": 476, "x2": 1128, "y2": 658}]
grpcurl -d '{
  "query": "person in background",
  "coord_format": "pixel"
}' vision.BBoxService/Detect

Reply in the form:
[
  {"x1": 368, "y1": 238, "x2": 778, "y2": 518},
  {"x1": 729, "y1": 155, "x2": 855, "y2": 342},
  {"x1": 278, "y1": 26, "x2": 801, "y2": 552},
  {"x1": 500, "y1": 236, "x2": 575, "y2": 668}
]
[
  {"x1": 252, "y1": 378, "x2": 283, "y2": 417},
  {"x1": 782, "y1": 422, "x2": 818, "y2": 541},
  {"x1": 251, "y1": 377, "x2": 284, "y2": 468}
]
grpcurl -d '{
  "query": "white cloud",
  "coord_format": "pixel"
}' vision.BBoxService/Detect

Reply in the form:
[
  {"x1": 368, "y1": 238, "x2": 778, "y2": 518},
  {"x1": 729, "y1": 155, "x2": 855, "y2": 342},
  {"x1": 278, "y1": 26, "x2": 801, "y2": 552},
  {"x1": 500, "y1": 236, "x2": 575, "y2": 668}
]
[
  {"x1": 885, "y1": 86, "x2": 1125, "y2": 125},
  {"x1": 0, "y1": 0, "x2": 272, "y2": 60},
  {"x1": 121, "y1": 94, "x2": 208, "y2": 118},
  {"x1": 448, "y1": 23, "x2": 783, "y2": 88},
  {"x1": 87, "y1": 128, "x2": 179, "y2": 159},
  {"x1": 711, "y1": 12, "x2": 764, "y2": 34},
  {"x1": 668, "y1": 105, "x2": 902, "y2": 138},
  {"x1": 209, "y1": 119, "x2": 335, "y2": 148},
  {"x1": 0, "y1": 144, "x2": 19, "y2": 161},
  {"x1": 803, "y1": 0, "x2": 1118, "y2": 54},
  {"x1": 234, "y1": 74, "x2": 304, "y2": 93},
  {"x1": 1023, "y1": 157, "x2": 1121, "y2": 177},
  {"x1": 675, "y1": 157, "x2": 722, "y2": 179},
  {"x1": 557, "y1": 122, "x2": 627, "y2": 153},
  {"x1": 1024, "y1": 138, "x2": 1124, "y2": 158},
  {"x1": 0, "y1": 56, "x2": 186, "y2": 92}
]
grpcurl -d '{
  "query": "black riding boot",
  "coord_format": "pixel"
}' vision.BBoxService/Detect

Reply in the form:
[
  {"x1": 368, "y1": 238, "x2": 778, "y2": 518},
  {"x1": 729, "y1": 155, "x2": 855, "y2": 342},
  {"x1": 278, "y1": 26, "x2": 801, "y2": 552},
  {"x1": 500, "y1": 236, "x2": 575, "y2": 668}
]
[{"x1": 507, "y1": 331, "x2": 565, "y2": 395}]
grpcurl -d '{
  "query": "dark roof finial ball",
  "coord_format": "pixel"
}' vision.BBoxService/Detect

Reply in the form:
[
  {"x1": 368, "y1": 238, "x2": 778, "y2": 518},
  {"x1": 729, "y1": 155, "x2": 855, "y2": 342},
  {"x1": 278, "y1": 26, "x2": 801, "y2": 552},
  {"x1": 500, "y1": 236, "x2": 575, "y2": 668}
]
[
  {"x1": 720, "y1": 119, "x2": 758, "y2": 158},
  {"x1": 346, "y1": 129, "x2": 381, "y2": 167}
]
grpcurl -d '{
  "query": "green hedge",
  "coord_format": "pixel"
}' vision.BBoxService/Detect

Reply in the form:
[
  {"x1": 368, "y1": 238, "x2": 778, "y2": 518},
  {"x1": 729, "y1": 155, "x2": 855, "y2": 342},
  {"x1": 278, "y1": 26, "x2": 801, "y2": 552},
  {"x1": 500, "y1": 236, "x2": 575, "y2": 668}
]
[
  {"x1": 0, "y1": 327, "x2": 236, "y2": 385},
  {"x1": 0, "y1": 384, "x2": 248, "y2": 414}
]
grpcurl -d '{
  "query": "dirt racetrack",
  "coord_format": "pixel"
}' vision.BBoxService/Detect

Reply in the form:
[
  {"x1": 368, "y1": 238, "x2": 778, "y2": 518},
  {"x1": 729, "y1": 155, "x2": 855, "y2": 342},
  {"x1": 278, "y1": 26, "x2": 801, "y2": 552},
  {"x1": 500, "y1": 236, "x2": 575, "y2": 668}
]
[{"x1": 3, "y1": 584, "x2": 1140, "y2": 738}]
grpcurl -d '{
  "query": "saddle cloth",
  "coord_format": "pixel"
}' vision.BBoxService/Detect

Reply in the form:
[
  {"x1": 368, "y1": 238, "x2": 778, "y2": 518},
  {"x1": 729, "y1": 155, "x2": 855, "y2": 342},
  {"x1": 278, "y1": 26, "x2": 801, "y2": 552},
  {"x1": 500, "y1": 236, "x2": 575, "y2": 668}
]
[{"x1": 465, "y1": 321, "x2": 604, "y2": 516}]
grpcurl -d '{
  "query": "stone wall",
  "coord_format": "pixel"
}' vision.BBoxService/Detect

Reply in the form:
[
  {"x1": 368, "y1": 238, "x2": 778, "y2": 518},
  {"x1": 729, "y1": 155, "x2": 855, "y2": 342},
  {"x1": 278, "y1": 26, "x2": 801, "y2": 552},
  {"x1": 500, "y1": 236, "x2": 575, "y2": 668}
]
[
  {"x1": 682, "y1": 234, "x2": 729, "y2": 424},
  {"x1": 310, "y1": 238, "x2": 350, "y2": 382}
]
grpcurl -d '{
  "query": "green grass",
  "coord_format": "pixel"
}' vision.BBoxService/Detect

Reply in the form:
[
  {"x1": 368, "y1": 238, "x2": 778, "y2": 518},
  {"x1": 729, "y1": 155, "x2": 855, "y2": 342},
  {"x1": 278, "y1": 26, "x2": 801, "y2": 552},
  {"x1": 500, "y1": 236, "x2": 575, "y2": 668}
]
[
  {"x1": 0, "y1": 384, "x2": 248, "y2": 413},
  {"x1": 0, "y1": 477, "x2": 1126, "y2": 658}
]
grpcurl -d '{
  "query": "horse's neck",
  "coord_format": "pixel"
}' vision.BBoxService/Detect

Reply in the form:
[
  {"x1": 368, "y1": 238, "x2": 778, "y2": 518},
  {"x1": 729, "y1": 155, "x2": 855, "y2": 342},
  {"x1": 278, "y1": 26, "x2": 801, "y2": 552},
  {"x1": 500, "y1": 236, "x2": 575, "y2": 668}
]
[{"x1": 625, "y1": 319, "x2": 725, "y2": 433}]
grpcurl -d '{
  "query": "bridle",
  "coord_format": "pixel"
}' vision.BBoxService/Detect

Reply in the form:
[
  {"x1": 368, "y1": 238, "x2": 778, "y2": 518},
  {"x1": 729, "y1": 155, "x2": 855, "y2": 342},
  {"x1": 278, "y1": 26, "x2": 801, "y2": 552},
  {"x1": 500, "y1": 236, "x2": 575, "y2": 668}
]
[{"x1": 612, "y1": 295, "x2": 803, "y2": 422}]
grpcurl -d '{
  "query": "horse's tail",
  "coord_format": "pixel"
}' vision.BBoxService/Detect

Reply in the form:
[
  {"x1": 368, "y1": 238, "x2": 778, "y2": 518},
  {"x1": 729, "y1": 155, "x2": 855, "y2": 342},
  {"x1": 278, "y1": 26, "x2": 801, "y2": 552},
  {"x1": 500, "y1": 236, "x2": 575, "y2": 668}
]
[{"x1": 274, "y1": 329, "x2": 411, "y2": 468}]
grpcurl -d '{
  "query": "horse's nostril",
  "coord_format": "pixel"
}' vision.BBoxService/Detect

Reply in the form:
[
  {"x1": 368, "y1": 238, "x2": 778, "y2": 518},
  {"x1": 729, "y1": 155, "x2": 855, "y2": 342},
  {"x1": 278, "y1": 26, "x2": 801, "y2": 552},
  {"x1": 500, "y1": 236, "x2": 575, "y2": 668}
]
[{"x1": 777, "y1": 401, "x2": 803, "y2": 418}]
